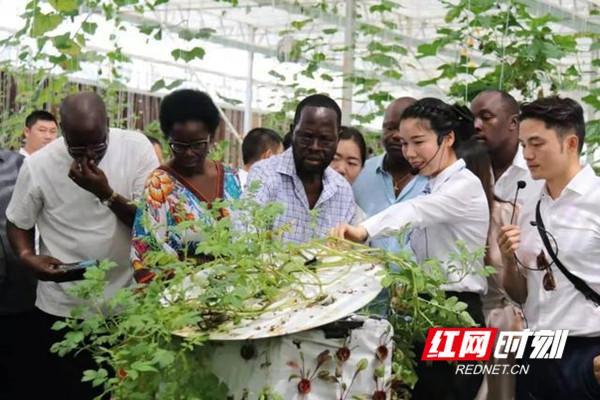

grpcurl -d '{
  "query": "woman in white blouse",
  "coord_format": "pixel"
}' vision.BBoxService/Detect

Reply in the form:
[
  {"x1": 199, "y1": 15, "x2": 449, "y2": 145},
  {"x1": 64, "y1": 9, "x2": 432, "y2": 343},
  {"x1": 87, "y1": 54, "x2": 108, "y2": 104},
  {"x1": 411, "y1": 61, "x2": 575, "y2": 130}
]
[{"x1": 332, "y1": 97, "x2": 489, "y2": 400}]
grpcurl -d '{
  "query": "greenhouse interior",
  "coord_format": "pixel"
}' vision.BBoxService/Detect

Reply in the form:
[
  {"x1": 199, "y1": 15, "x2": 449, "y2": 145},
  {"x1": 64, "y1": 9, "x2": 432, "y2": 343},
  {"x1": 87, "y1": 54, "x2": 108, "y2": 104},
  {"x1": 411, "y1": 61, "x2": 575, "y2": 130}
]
[{"x1": 0, "y1": 0, "x2": 599, "y2": 399}]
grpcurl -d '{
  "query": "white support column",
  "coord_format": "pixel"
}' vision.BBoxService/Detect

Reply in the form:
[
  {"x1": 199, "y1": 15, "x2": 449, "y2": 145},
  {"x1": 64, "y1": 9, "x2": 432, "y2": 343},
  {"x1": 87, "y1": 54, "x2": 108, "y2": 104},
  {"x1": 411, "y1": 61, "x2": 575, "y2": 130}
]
[
  {"x1": 244, "y1": 28, "x2": 256, "y2": 135},
  {"x1": 342, "y1": 0, "x2": 355, "y2": 126}
]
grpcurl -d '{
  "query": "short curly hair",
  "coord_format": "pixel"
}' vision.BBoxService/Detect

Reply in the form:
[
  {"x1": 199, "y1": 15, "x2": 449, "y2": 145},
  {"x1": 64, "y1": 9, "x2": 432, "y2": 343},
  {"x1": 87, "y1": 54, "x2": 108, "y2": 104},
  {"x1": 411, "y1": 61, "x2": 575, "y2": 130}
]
[
  {"x1": 292, "y1": 94, "x2": 342, "y2": 129},
  {"x1": 159, "y1": 89, "x2": 221, "y2": 138}
]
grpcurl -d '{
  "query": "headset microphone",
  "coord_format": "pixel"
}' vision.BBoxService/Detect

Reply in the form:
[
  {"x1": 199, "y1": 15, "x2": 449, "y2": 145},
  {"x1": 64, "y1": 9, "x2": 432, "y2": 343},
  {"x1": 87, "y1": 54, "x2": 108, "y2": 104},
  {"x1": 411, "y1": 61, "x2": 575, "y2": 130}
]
[{"x1": 510, "y1": 180, "x2": 527, "y2": 224}]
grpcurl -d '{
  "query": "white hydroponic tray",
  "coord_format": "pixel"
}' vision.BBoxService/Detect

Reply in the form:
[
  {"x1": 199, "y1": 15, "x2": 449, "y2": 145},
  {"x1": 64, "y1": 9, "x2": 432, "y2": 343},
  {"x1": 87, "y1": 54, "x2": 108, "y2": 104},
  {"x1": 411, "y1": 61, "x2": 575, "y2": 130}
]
[{"x1": 167, "y1": 259, "x2": 384, "y2": 340}]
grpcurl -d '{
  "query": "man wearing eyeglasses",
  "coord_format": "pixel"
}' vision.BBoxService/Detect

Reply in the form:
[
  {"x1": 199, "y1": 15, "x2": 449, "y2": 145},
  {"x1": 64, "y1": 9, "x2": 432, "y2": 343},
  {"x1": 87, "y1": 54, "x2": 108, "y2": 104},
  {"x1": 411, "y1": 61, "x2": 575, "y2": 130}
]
[
  {"x1": 243, "y1": 94, "x2": 355, "y2": 244},
  {"x1": 498, "y1": 97, "x2": 600, "y2": 400},
  {"x1": 5, "y1": 92, "x2": 158, "y2": 399}
]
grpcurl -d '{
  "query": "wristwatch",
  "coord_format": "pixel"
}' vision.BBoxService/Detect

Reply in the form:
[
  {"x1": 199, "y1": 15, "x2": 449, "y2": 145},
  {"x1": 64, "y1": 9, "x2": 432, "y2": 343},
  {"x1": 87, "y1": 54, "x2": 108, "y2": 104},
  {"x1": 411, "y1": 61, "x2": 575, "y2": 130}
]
[{"x1": 101, "y1": 191, "x2": 118, "y2": 207}]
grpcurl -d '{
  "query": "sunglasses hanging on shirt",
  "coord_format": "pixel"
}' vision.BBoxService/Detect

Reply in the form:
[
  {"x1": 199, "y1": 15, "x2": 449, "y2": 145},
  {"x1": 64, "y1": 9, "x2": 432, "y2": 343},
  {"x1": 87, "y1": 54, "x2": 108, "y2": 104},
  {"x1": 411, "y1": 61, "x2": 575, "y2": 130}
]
[
  {"x1": 534, "y1": 200, "x2": 600, "y2": 306},
  {"x1": 514, "y1": 247, "x2": 557, "y2": 292}
]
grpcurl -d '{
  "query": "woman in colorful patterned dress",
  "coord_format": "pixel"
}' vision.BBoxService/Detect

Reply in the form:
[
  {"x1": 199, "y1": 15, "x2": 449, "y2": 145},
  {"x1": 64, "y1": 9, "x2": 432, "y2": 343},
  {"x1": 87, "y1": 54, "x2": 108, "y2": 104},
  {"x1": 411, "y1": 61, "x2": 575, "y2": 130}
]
[{"x1": 131, "y1": 89, "x2": 241, "y2": 283}]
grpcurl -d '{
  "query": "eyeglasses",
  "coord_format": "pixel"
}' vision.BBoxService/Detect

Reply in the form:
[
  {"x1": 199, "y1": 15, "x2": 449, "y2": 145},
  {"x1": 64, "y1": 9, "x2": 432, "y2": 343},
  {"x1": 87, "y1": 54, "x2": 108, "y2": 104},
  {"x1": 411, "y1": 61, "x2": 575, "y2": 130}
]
[
  {"x1": 67, "y1": 137, "x2": 109, "y2": 159},
  {"x1": 168, "y1": 139, "x2": 210, "y2": 153},
  {"x1": 295, "y1": 133, "x2": 336, "y2": 148},
  {"x1": 514, "y1": 226, "x2": 559, "y2": 291}
]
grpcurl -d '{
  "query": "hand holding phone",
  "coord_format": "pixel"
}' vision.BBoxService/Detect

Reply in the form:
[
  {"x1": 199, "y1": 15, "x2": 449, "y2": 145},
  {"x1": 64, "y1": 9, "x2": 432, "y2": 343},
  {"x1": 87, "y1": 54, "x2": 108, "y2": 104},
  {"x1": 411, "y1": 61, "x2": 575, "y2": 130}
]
[
  {"x1": 20, "y1": 254, "x2": 66, "y2": 281},
  {"x1": 56, "y1": 260, "x2": 99, "y2": 281}
]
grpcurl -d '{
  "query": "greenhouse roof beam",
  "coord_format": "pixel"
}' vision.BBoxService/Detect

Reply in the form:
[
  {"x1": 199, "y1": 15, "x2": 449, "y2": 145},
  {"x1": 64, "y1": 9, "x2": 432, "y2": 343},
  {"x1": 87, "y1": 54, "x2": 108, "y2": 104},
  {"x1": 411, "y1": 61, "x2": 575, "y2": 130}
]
[
  {"x1": 250, "y1": 0, "x2": 470, "y2": 60},
  {"x1": 118, "y1": 11, "x2": 277, "y2": 56},
  {"x1": 523, "y1": 0, "x2": 600, "y2": 34},
  {"x1": 116, "y1": 11, "x2": 442, "y2": 93},
  {"x1": 252, "y1": 0, "x2": 600, "y2": 56}
]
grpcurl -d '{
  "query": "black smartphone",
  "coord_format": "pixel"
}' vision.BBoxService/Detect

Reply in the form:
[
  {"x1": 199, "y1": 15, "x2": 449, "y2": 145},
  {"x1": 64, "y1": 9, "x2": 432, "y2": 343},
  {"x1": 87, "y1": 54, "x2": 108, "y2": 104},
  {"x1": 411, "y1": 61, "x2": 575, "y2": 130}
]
[{"x1": 57, "y1": 260, "x2": 99, "y2": 281}]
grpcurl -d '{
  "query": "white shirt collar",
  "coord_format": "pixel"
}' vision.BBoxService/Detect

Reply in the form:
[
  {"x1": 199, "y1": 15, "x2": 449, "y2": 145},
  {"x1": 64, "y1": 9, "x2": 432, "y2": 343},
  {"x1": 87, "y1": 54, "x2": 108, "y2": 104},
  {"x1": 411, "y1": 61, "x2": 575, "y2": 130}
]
[
  {"x1": 428, "y1": 158, "x2": 466, "y2": 192},
  {"x1": 567, "y1": 165, "x2": 596, "y2": 196},
  {"x1": 18, "y1": 147, "x2": 30, "y2": 158},
  {"x1": 543, "y1": 164, "x2": 596, "y2": 199}
]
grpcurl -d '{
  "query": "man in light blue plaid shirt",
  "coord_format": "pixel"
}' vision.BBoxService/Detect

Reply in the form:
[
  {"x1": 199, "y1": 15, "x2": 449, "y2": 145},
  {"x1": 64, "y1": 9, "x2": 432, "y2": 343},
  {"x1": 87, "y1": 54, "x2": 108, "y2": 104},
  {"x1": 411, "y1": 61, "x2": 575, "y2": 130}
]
[{"x1": 244, "y1": 95, "x2": 356, "y2": 244}]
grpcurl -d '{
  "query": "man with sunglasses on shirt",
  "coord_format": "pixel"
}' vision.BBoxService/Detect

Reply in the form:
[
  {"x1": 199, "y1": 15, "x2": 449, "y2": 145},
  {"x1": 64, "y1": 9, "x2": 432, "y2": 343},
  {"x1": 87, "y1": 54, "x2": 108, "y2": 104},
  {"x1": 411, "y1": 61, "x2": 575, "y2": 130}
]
[
  {"x1": 5, "y1": 92, "x2": 158, "y2": 399},
  {"x1": 498, "y1": 96, "x2": 600, "y2": 400}
]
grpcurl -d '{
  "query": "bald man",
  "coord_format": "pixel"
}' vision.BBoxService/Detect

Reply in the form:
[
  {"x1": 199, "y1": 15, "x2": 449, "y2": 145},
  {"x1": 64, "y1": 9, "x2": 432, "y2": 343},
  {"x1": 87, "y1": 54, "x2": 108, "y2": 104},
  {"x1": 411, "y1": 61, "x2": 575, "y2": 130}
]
[
  {"x1": 353, "y1": 97, "x2": 428, "y2": 254},
  {"x1": 6, "y1": 92, "x2": 158, "y2": 399}
]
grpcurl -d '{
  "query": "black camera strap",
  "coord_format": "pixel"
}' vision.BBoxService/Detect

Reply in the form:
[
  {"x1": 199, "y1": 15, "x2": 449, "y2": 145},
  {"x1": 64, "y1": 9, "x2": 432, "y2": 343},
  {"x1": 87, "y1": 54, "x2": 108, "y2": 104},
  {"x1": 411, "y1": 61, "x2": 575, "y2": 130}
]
[{"x1": 535, "y1": 200, "x2": 600, "y2": 306}]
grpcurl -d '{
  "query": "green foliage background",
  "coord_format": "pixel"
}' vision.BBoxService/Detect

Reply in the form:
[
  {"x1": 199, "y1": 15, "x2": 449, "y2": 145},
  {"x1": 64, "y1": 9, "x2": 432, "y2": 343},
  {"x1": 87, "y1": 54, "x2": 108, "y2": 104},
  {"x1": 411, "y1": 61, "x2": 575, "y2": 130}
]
[
  {"x1": 0, "y1": 0, "x2": 597, "y2": 160},
  {"x1": 3, "y1": 2, "x2": 593, "y2": 396}
]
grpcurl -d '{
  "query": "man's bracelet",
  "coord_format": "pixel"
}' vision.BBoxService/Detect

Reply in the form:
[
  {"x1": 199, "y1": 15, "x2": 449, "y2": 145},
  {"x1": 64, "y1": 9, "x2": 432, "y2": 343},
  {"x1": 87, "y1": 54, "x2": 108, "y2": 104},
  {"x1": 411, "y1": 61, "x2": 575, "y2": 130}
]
[{"x1": 101, "y1": 191, "x2": 118, "y2": 207}]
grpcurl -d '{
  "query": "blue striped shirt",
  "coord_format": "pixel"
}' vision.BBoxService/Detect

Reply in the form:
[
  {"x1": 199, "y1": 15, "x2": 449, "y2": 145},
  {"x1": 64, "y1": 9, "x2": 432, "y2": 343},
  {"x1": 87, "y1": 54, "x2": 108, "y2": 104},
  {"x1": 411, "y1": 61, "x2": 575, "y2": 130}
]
[{"x1": 245, "y1": 148, "x2": 356, "y2": 244}]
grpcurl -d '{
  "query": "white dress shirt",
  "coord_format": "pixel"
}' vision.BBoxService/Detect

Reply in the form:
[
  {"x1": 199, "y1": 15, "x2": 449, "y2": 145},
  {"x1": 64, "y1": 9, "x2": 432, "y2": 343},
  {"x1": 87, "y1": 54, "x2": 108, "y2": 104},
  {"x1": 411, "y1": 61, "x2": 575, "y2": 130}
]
[
  {"x1": 493, "y1": 146, "x2": 544, "y2": 206},
  {"x1": 516, "y1": 165, "x2": 600, "y2": 337},
  {"x1": 6, "y1": 129, "x2": 158, "y2": 317},
  {"x1": 361, "y1": 159, "x2": 489, "y2": 294},
  {"x1": 18, "y1": 148, "x2": 30, "y2": 158}
]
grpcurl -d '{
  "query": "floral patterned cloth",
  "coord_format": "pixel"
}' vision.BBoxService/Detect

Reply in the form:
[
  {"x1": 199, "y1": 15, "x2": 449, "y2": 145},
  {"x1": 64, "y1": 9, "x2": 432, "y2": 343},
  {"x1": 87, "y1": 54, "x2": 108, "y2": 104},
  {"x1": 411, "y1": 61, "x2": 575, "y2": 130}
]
[
  {"x1": 206, "y1": 316, "x2": 393, "y2": 399},
  {"x1": 131, "y1": 163, "x2": 241, "y2": 283}
]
